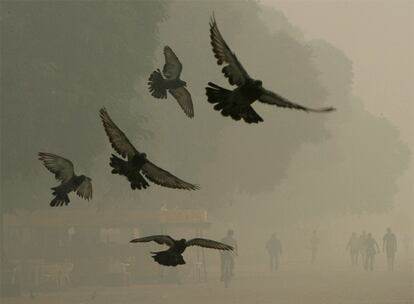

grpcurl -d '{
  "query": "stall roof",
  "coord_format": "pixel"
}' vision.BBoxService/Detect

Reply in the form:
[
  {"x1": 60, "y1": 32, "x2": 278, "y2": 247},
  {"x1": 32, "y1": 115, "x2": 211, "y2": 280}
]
[{"x1": 4, "y1": 208, "x2": 210, "y2": 228}]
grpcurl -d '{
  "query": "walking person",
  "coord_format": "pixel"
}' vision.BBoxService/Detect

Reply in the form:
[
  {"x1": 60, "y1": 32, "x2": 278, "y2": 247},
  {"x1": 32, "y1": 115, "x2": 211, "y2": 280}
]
[
  {"x1": 364, "y1": 233, "x2": 380, "y2": 271},
  {"x1": 220, "y1": 229, "x2": 238, "y2": 281},
  {"x1": 266, "y1": 233, "x2": 283, "y2": 272},
  {"x1": 346, "y1": 232, "x2": 360, "y2": 266},
  {"x1": 358, "y1": 230, "x2": 367, "y2": 268},
  {"x1": 383, "y1": 227, "x2": 397, "y2": 271}
]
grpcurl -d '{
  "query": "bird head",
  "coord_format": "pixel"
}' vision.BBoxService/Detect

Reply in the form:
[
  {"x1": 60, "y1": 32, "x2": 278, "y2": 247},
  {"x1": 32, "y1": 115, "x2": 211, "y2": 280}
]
[
  {"x1": 141, "y1": 153, "x2": 147, "y2": 159},
  {"x1": 254, "y1": 80, "x2": 263, "y2": 87}
]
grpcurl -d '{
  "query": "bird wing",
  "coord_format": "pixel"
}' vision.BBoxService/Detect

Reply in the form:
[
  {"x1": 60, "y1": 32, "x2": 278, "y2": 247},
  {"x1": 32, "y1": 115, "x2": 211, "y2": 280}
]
[
  {"x1": 258, "y1": 88, "x2": 335, "y2": 113},
  {"x1": 130, "y1": 235, "x2": 175, "y2": 247},
  {"x1": 76, "y1": 177, "x2": 93, "y2": 201},
  {"x1": 186, "y1": 238, "x2": 234, "y2": 251},
  {"x1": 38, "y1": 152, "x2": 75, "y2": 183},
  {"x1": 168, "y1": 87, "x2": 194, "y2": 118},
  {"x1": 209, "y1": 14, "x2": 250, "y2": 86},
  {"x1": 141, "y1": 160, "x2": 199, "y2": 190},
  {"x1": 163, "y1": 46, "x2": 182, "y2": 80},
  {"x1": 99, "y1": 108, "x2": 139, "y2": 159}
]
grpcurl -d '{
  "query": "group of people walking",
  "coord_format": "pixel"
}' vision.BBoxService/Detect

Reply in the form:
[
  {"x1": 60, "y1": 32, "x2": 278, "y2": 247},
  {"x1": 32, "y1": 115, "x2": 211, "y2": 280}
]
[
  {"x1": 346, "y1": 228, "x2": 397, "y2": 271},
  {"x1": 219, "y1": 227, "x2": 398, "y2": 280}
]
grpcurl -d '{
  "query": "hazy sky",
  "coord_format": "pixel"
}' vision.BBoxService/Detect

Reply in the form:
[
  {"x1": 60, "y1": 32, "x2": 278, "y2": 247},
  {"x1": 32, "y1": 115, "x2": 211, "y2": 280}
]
[
  {"x1": 263, "y1": 0, "x2": 413, "y2": 146},
  {"x1": 260, "y1": 0, "x2": 413, "y2": 224}
]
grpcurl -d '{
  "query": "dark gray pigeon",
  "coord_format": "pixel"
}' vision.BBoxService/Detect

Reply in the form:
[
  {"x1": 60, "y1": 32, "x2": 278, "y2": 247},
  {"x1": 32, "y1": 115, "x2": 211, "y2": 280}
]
[
  {"x1": 38, "y1": 152, "x2": 92, "y2": 207},
  {"x1": 206, "y1": 14, "x2": 335, "y2": 124},
  {"x1": 130, "y1": 235, "x2": 233, "y2": 266},
  {"x1": 99, "y1": 108, "x2": 199, "y2": 191},
  {"x1": 148, "y1": 46, "x2": 194, "y2": 118}
]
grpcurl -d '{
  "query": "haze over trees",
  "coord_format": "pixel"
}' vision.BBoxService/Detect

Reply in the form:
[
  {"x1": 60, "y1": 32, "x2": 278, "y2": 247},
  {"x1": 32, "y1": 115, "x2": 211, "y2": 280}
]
[{"x1": 1, "y1": 0, "x2": 409, "y2": 222}]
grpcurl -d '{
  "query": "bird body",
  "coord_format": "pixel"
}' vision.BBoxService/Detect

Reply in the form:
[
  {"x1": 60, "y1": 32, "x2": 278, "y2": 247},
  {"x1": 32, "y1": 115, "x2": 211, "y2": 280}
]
[
  {"x1": 130, "y1": 235, "x2": 233, "y2": 267},
  {"x1": 163, "y1": 78, "x2": 187, "y2": 91},
  {"x1": 38, "y1": 153, "x2": 92, "y2": 207},
  {"x1": 148, "y1": 46, "x2": 194, "y2": 118},
  {"x1": 206, "y1": 14, "x2": 335, "y2": 124},
  {"x1": 151, "y1": 239, "x2": 187, "y2": 266},
  {"x1": 52, "y1": 175, "x2": 86, "y2": 195},
  {"x1": 99, "y1": 108, "x2": 199, "y2": 191},
  {"x1": 237, "y1": 80, "x2": 264, "y2": 103}
]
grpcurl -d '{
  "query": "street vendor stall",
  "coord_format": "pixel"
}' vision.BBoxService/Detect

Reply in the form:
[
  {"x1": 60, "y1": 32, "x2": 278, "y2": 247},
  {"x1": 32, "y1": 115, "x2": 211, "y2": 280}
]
[{"x1": 3, "y1": 207, "x2": 211, "y2": 290}]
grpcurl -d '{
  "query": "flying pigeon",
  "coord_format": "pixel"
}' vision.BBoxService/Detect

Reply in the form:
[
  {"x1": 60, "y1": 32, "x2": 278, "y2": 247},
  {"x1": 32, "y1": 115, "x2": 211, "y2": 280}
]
[
  {"x1": 206, "y1": 14, "x2": 335, "y2": 124},
  {"x1": 38, "y1": 152, "x2": 92, "y2": 207},
  {"x1": 99, "y1": 108, "x2": 199, "y2": 191},
  {"x1": 148, "y1": 46, "x2": 194, "y2": 118},
  {"x1": 130, "y1": 235, "x2": 233, "y2": 266}
]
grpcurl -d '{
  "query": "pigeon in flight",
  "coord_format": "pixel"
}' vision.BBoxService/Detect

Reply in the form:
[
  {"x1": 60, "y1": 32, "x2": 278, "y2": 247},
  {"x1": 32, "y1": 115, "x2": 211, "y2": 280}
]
[
  {"x1": 130, "y1": 235, "x2": 233, "y2": 266},
  {"x1": 38, "y1": 152, "x2": 92, "y2": 207},
  {"x1": 206, "y1": 15, "x2": 335, "y2": 124},
  {"x1": 148, "y1": 46, "x2": 194, "y2": 118},
  {"x1": 99, "y1": 108, "x2": 199, "y2": 191}
]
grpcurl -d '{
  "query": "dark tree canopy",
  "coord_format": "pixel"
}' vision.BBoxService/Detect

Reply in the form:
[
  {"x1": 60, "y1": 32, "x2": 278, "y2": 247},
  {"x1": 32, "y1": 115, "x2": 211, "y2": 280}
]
[{"x1": 1, "y1": 1, "x2": 167, "y2": 211}]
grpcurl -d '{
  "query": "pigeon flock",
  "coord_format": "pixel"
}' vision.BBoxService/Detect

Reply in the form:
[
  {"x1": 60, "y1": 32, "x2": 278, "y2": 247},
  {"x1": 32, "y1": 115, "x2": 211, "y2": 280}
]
[{"x1": 38, "y1": 15, "x2": 335, "y2": 265}]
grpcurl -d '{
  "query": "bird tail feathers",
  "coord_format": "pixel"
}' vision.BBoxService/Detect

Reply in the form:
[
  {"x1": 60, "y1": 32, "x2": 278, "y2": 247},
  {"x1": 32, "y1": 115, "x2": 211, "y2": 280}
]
[
  {"x1": 206, "y1": 82, "x2": 232, "y2": 105},
  {"x1": 109, "y1": 154, "x2": 149, "y2": 190},
  {"x1": 50, "y1": 193, "x2": 70, "y2": 207},
  {"x1": 206, "y1": 82, "x2": 263, "y2": 123},
  {"x1": 148, "y1": 69, "x2": 167, "y2": 99}
]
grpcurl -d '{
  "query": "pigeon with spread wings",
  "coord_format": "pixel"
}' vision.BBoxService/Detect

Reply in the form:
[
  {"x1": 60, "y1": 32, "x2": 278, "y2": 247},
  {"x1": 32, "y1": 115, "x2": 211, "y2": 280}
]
[
  {"x1": 148, "y1": 46, "x2": 195, "y2": 118},
  {"x1": 206, "y1": 14, "x2": 335, "y2": 124},
  {"x1": 130, "y1": 235, "x2": 233, "y2": 266},
  {"x1": 99, "y1": 108, "x2": 199, "y2": 191},
  {"x1": 38, "y1": 152, "x2": 92, "y2": 207}
]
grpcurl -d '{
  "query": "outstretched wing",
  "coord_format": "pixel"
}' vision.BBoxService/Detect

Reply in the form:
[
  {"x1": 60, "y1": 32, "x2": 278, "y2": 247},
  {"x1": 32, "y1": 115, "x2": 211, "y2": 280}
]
[
  {"x1": 130, "y1": 235, "x2": 175, "y2": 247},
  {"x1": 38, "y1": 152, "x2": 75, "y2": 183},
  {"x1": 186, "y1": 238, "x2": 233, "y2": 251},
  {"x1": 163, "y1": 46, "x2": 182, "y2": 80},
  {"x1": 258, "y1": 88, "x2": 335, "y2": 113},
  {"x1": 99, "y1": 108, "x2": 139, "y2": 159},
  {"x1": 209, "y1": 14, "x2": 250, "y2": 86},
  {"x1": 141, "y1": 160, "x2": 199, "y2": 191},
  {"x1": 168, "y1": 87, "x2": 194, "y2": 118},
  {"x1": 76, "y1": 177, "x2": 92, "y2": 201}
]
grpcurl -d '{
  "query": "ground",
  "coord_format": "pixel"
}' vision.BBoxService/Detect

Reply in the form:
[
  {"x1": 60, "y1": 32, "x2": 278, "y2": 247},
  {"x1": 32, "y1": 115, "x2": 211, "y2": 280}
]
[{"x1": 2, "y1": 265, "x2": 413, "y2": 304}]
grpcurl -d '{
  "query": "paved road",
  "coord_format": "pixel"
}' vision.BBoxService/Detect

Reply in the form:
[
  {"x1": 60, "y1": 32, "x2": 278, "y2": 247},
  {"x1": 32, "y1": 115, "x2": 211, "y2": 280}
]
[{"x1": 2, "y1": 267, "x2": 413, "y2": 304}]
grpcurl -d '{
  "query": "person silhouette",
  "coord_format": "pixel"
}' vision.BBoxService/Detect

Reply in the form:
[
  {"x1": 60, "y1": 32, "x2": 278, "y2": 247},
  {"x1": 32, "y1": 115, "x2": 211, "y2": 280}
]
[
  {"x1": 364, "y1": 233, "x2": 380, "y2": 271},
  {"x1": 383, "y1": 227, "x2": 397, "y2": 271},
  {"x1": 346, "y1": 232, "x2": 359, "y2": 266},
  {"x1": 266, "y1": 233, "x2": 283, "y2": 272},
  {"x1": 358, "y1": 230, "x2": 367, "y2": 268},
  {"x1": 220, "y1": 229, "x2": 238, "y2": 280}
]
